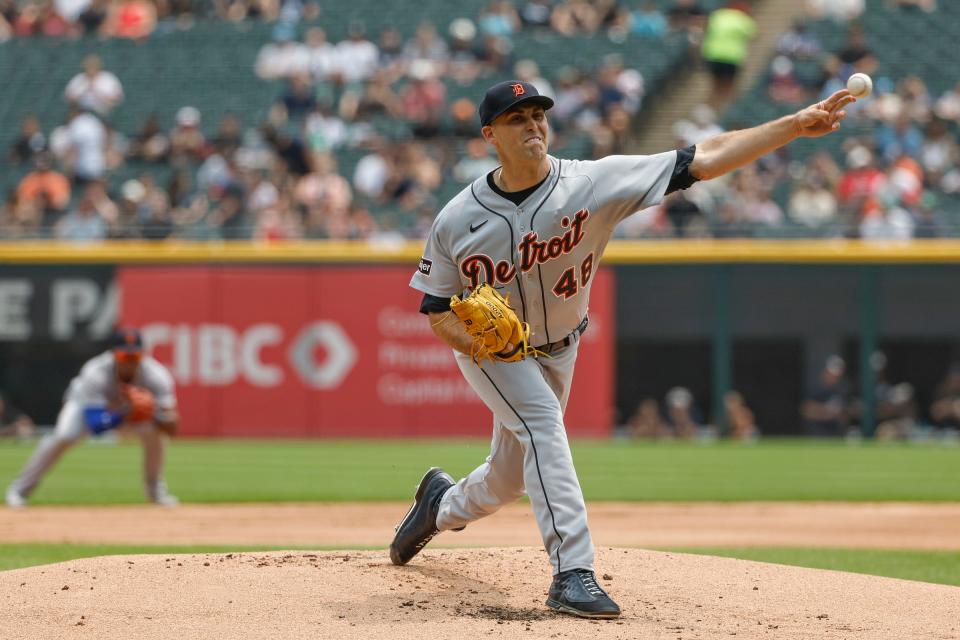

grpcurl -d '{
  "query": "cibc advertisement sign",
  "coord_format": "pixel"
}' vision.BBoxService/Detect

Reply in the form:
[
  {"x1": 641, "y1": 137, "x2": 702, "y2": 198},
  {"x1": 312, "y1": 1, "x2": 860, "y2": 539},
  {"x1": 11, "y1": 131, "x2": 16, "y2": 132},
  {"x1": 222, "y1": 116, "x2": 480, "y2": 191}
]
[{"x1": 119, "y1": 266, "x2": 614, "y2": 437}]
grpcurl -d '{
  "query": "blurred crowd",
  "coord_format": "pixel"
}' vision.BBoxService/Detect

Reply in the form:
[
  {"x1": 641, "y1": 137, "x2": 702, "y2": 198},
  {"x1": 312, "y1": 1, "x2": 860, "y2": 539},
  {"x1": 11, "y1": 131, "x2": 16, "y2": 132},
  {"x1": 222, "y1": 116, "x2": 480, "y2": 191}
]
[
  {"x1": 619, "y1": 356, "x2": 960, "y2": 442},
  {"x1": 800, "y1": 352, "x2": 960, "y2": 442},
  {"x1": 0, "y1": 0, "x2": 321, "y2": 41},
  {"x1": 0, "y1": 0, "x2": 707, "y2": 42},
  {"x1": 2, "y1": 0, "x2": 960, "y2": 240},
  {"x1": 804, "y1": 0, "x2": 937, "y2": 23},
  {"x1": 617, "y1": 2, "x2": 960, "y2": 240},
  {"x1": 0, "y1": 391, "x2": 35, "y2": 440},
  {"x1": 1, "y1": 0, "x2": 701, "y2": 240},
  {"x1": 620, "y1": 386, "x2": 759, "y2": 442}
]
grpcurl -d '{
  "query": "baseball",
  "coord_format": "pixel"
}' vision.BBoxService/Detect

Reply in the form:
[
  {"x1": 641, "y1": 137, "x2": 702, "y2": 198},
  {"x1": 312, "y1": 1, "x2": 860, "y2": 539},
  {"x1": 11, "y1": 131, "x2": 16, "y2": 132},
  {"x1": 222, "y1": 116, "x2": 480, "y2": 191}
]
[{"x1": 847, "y1": 73, "x2": 873, "y2": 98}]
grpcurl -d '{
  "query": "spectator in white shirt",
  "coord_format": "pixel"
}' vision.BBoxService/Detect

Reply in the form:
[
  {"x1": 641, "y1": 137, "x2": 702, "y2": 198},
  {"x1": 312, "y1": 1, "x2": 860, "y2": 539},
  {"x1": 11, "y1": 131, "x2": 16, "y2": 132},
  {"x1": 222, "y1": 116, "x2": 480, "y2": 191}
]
[
  {"x1": 72, "y1": 112, "x2": 108, "y2": 183},
  {"x1": 805, "y1": 0, "x2": 864, "y2": 22},
  {"x1": 673, "y1": 103, "x2": 724, "y2": 147},
  {"x1": 788, "y1": 173, "x2": 838, "y2": 229},
  {"x1": 305, "y1": 26, "x2": 338, "y2": 82},
  {"x1": 56, "y1": 0, "x2": 91, "y2": 22},
  {"x1": 255, "y1": 24, "x2": 310, "y2": 80},
  {"x1": 51, "y1": 108, "x2": 108, "y2": 185},
  {"x1": 353, "y1": 139, "x2": 392, "y2": 199},
  {"x1": 64, "y1": 55, "x2": 124, "y2": 117},
  {"x1": 335, "y1": 23, "x2": 380, "y2": 86},
  {"x1": 402, "y1": 21, "x2": 450, "y2": 69}
]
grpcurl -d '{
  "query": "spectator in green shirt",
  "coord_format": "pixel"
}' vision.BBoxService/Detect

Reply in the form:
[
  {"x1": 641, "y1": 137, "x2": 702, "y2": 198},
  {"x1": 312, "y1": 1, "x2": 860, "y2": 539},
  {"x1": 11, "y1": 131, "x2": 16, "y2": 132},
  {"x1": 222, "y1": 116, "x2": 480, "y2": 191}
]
[{"x1": 701, "y1": 2, "x2": 756, "y2": 106}]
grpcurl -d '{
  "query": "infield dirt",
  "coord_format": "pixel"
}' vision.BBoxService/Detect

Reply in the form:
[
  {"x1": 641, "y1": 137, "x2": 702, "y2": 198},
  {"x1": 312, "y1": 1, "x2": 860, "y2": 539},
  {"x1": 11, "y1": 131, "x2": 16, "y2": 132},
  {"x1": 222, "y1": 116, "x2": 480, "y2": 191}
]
[
  {"x1": 2, "y1": 502, "x2": 960, "y2": 638},
  {"x1": 2, "y1": 547, "x2": 959, "y2": 640},
  {"x1": 1, "y1": 502, "x2": 959, "y2": 548}
]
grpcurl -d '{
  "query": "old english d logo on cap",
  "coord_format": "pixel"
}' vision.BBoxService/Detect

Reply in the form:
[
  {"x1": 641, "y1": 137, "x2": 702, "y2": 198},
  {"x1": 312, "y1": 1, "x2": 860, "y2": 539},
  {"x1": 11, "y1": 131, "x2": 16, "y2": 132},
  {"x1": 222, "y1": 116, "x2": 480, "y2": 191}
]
[{"x1": 478, "y1": 80, "x2": 554, "y2": 126}]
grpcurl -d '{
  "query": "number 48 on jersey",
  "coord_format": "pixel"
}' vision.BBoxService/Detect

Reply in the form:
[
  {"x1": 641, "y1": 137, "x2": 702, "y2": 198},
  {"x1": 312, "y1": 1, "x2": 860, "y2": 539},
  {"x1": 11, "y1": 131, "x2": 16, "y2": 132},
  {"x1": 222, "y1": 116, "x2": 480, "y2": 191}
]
[{"x1": 552, "y1": 252, "x2": 594, "y2": 300}]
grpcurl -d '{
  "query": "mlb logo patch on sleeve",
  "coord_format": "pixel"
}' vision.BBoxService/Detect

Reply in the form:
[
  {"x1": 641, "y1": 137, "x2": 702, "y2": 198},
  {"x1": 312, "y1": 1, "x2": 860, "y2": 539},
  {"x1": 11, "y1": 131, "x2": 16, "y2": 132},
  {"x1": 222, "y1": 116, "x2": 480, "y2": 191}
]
[{"x1": 419, "y1": 258, "x2": 433, "y2": 275}]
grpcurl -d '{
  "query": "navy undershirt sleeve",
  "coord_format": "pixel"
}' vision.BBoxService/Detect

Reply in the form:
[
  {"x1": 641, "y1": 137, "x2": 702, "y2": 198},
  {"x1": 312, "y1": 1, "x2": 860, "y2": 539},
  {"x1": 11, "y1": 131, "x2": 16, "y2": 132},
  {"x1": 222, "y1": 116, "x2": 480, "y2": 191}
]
[
  {"x1": 665, "y1": 145, "x2": 699, "y2": 194},
  {"x1": 420, "y1": 292, "x2": 452, "y2": 314}
]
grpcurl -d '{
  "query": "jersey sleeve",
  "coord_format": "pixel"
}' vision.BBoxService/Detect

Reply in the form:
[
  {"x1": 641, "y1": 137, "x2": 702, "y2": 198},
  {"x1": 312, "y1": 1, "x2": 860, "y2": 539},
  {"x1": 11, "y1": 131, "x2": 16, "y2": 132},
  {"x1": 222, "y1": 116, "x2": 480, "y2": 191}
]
[
  {"x1": 582, "y1": 151, "x2": 678, "y2": 226},
  {"x1": 409, "y1": 216, "x2": 463, "y2": 298},
  {"x1": 71, "y1": 360, "x2": 111, "y2": 406}
]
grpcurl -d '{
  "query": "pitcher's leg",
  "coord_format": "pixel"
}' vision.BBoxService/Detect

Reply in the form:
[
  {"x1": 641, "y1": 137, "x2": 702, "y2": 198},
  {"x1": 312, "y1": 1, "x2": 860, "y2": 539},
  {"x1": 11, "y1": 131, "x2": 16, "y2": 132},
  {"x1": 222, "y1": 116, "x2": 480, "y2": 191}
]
[
  {"x1": 511, "y1": 397, "x2": 594, "y2": 575},
  {"x1": 8, "y1": 401, "x2": 86, "y2": 498},
  {"x1": 454, "y1": 353, "x2": 595, "y2": 574},
  {"x1": 437, "y1": 422, "x2": 526, "y2": 531}
]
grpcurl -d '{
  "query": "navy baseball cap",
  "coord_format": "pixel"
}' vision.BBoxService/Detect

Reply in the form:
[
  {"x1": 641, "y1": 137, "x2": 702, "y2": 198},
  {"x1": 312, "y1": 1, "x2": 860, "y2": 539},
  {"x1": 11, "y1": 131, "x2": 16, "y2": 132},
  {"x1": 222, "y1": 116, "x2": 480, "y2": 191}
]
[
  {"x1": 109, "y1": 327, "x2": 144, "y2": 353},
  {"x1": 479, "y1": 80, "x2": 554, "y2": 126}
]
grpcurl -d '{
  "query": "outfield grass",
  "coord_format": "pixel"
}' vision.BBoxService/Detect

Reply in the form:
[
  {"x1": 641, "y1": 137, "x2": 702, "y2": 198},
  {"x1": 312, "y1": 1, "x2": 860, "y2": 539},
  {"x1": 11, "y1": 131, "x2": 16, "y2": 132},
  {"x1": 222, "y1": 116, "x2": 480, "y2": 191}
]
[
  {"x1": 0, "y1": 544, "x2": 302, "y2": 572},
  {"x1": 2, "y1": 543, "x2": 958, "y2": 587},
  {"x1": 0, "y1": 438, "x2": 958, "y2": 504},
  {"x1": 2, "y1": 439, "x2": 957, "y2": 583},
  {"x1": 669, "y1": 547, "x2": 960, "y2": 587}
]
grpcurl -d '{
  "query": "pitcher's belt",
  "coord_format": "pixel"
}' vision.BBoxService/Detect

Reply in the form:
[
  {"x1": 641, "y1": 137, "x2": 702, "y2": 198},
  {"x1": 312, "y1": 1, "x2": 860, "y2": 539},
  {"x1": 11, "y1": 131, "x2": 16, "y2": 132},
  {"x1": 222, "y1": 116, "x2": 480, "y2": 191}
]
[{"x1": 535, "y1": 317, "x2": 589, "y2": 355}]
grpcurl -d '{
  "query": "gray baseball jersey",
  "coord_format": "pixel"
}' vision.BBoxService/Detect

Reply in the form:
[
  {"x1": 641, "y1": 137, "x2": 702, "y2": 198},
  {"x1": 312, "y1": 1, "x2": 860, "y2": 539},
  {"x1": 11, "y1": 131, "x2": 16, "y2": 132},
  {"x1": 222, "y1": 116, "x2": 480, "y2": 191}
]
[
  {"x1": 410, "y1": 152, "x2": 678, "y2": 575},
  {"x1": 411, "y1": 152, "x2": 676, "y2": 345},
  {"x1": 65, "y1": 351, "x2": 177, "y2": 422}
]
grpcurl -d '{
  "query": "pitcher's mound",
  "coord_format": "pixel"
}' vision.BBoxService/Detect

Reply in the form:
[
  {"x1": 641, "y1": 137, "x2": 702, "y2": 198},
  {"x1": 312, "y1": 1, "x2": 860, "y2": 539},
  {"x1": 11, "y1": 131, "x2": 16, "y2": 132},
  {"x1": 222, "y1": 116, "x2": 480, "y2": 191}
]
[{"x1": 2, "y1": 547, "x2": 957, "y2": 639}]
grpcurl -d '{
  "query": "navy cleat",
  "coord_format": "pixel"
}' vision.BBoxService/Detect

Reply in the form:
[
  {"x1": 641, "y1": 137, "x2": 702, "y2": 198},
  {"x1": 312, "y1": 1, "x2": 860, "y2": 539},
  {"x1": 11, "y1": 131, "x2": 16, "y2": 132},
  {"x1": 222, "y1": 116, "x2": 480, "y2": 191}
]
[
  {"x1": 546, "y1": 569, "x2": 622, "y2": 619},
  {"x1": 389, "y1": 467, "x2": 456, "y2": 566}
]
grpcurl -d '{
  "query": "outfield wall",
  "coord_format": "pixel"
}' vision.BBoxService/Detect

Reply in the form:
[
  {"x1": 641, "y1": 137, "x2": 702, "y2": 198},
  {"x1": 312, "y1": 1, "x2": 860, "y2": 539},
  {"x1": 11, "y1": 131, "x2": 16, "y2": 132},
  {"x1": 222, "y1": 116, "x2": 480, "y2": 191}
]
[
  {"x1": 118, "y1": 265, "x2": 614, "y2": 437},
  {"x1": 2, "y1": 240, "x2": 960, "y2": 436},
  {"x1": 0, "y1": 245, "x2": 614, "y2": 436}
]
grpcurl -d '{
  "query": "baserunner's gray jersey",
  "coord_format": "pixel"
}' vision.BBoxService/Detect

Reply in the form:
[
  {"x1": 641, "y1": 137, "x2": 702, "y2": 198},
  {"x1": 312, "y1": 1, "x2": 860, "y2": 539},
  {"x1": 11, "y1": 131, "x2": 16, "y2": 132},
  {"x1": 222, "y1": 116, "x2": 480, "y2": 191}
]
[
  {"x1": 66, "y1": 351, "x2": 177, "y2": 422},
  {"x1": 411, "y1": 151, "x2": 676, "y2": 345}
]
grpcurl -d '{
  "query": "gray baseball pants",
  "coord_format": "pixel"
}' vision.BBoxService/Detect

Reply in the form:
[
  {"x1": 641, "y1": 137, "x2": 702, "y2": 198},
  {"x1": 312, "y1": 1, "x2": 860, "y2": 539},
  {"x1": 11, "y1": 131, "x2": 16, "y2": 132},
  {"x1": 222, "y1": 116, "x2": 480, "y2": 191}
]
[
  {"x1": 435, "y1": 335, "x2": 594, "y2": 575},
  {"x1": 9, "y1": 400, "x2": 170, "y2": 502}
]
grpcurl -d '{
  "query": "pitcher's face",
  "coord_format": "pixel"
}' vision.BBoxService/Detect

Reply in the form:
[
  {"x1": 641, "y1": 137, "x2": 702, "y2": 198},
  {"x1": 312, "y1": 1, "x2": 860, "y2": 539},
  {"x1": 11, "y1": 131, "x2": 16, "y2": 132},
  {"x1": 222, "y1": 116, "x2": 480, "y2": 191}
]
[{"x1": 483, "y1": 105, "x2": 550, "y2": 162}]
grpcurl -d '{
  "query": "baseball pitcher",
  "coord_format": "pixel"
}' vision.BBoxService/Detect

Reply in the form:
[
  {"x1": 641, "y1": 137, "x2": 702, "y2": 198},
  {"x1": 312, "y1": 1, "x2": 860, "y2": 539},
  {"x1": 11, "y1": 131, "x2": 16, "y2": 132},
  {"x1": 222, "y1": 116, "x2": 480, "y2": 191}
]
[
  {"x1": 390, "y1": 80, "x2": 856, "y2": 618},
  {"x1": 6, "y1": 327, "x2": 180, "y2": 508}
]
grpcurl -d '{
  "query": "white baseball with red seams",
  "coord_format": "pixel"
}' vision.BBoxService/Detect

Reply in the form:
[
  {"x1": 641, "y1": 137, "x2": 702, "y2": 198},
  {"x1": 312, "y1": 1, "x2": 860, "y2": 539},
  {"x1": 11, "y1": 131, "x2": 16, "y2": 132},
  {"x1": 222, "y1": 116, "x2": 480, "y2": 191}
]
[
  {"x1": 410, "y1": 152, "x2": 677, "y2": 575},
  {"x1": 847, "y1": 73, "x2": 873, "y2": 98}
]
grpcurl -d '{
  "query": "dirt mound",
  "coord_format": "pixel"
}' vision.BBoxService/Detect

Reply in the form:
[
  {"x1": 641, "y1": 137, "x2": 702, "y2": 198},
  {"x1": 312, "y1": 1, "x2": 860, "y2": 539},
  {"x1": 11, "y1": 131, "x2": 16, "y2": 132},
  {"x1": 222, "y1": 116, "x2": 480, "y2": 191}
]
[{"x1": 2, "y1": 548, "x2": 957, "y2": 640}]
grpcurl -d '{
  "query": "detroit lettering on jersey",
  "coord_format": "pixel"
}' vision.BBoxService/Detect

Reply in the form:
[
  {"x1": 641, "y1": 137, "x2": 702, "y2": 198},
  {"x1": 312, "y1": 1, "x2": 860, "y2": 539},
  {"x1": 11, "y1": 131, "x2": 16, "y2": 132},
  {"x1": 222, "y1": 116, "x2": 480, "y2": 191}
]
[
  {"x1": 459, "y1": 208, "x2": 589, "y2": 288},
  {"x1": 410, "y1": 152, "x2": 678, "y2": 344}
]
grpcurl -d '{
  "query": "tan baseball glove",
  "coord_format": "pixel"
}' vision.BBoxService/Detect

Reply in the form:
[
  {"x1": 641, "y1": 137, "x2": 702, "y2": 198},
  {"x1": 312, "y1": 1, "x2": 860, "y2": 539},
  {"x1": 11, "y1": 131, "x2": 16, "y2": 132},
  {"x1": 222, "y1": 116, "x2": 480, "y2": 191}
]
[
  {"x1": 450, "y1": 284, "x2": 536, "y2": 364},
  {"x1": 121, "y1": 384, "x2": 155, "y2": 423}
]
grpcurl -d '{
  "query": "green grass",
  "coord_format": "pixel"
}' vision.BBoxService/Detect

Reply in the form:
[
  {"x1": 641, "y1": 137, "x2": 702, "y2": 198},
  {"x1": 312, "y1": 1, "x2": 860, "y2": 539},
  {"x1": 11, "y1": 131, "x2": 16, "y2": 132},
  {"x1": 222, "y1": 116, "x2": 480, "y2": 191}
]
[
  {"x1": 4, "y1": 440, "x2": 956, "y2": 584},
  {"x1": 1, "y1": 438, "x2": 958, "y2": 504},
  {"x1": 0, "y1": 543, "x2": 276, "y2": 572},
  {"x1": 667, "y1": 547, "x2": 960, "y2": 587},
  {"x1": 0, "y1": 543, "x2": 349, "y2": 572}
]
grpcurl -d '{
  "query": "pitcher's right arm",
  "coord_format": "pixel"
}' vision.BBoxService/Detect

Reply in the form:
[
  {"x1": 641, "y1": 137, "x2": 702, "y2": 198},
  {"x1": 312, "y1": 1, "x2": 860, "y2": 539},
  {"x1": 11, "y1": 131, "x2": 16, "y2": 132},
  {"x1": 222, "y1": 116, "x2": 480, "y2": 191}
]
[{"x1": 427, "y1": 310, "x2": 476, "y2": 356}]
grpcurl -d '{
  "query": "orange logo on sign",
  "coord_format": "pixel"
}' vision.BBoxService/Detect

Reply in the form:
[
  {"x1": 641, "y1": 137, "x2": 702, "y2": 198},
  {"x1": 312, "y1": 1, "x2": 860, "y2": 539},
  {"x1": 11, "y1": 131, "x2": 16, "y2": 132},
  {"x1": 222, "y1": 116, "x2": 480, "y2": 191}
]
[{"x1": 511, "y1": 83, "x2": 525, "y2": 97}]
